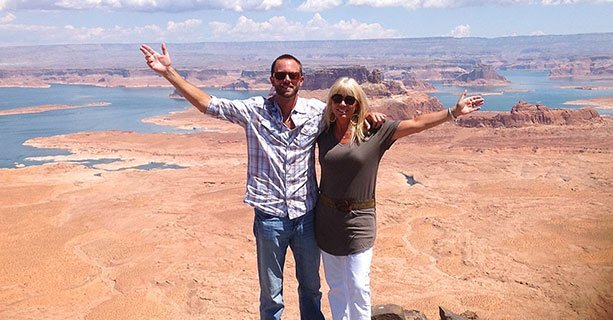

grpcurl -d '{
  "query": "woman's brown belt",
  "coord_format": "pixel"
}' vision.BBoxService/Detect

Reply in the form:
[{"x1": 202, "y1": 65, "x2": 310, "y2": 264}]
[{"x1": 318, "y1": 193, "x2": 375, "y2": 213}]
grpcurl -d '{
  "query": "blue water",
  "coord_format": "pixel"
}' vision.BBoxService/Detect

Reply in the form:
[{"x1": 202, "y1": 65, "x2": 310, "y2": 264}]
[
  {"x1": 1, "y1": 71, "x2": 611, "y2": 169},
  {"x1": 431, "y1": 70, "x2": 613, "y2": 114},
  {"x1": 0, "y1": 84, "x2": 266, "y2": 168}
]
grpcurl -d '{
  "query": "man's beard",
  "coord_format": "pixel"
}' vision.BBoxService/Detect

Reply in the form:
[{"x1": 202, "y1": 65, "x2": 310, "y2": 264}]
[{"x1": 274, "y1": 83, "x2": 299, "y2": 98}]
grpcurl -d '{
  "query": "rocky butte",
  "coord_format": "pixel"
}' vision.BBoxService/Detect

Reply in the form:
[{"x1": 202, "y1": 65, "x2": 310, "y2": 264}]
[{"x1": 457, "y1": 101, "x2": 603, "y2": 128}]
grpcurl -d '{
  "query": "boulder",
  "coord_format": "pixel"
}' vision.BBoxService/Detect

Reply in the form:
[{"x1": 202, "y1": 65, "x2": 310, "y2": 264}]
[
  {"x1": 371, "y1": 304, "x2": 428, "y2": 320},
  {"x1": 439, "y1": 306, "x2": 479, "y2": 320},
  {"x1": 372, "y1": 304, "x2": 406, "y2": 320}
]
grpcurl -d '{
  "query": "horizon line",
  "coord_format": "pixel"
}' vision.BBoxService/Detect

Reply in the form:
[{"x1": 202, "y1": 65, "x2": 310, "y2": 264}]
[{"x1": 2, "y1": 32, "x2": 611, "y2": 49}]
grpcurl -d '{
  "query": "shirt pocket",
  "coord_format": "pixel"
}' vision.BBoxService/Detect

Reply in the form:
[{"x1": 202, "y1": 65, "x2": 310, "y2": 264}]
[{"x1": 295, "y1": 121, "x2": 319, "y2": 148}]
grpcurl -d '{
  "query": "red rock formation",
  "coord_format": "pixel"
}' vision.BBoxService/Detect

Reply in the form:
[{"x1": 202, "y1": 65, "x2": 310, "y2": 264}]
[
  {"x1": 401, "y1": 75, "x2": 436, "y2": 91},
  {"x1": 549, "y1": 57, "x2": 613, "y2": 80},
  {"x1": 362, "y1": 81, "x2": 407, "y2": 97},
  {"x1": 302, "y1": 66, "x2": 371, "y2": 90},
  {"x1": 369, "y1": 90, "x2": 444, "y2": 120},
  {"x1": 451, "y1": 64, "x2": 509, "y2": 86},
  {"x1": 457, "y1": 101, "x2": 602, "y2": 128}
]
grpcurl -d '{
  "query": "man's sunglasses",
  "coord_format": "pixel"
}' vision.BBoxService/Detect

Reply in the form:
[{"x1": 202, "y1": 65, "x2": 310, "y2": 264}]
[
  {"x1": 331, "y1": 94, "x2": 357, "y2": 105},
  {"x1": 273, "y1": 72, "x2": 301, "y2": 80}
]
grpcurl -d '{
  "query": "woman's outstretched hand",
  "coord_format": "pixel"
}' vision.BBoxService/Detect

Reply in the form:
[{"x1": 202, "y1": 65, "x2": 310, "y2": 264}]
[
  {"x1": 139, "y1": 43, "x2": 171, "y2": 74},
  {"x1": 453, "y1": 90, "x2": 484, "y2": 116}
]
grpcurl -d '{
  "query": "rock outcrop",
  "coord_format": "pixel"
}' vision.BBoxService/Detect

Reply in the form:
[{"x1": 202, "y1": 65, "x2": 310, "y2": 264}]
[
  {"x1": 549, "y1": 56, "x2": 613, "y2": 80},
  {"x1": 371, "y1": 304, "x2": 478, "y2": 320},
  {"x1": 221, "y1": 79, "x2": 250, "y2": 90},
  {"x1": 451, "y1": 65, "x2": 509, "y2": 86},
  {"x1": 362, "y1": 81, "x2": 408, "y2": 97},
  {"x1": 369, "y1": 90, "x2": 444, "y2": 120},
  {"x1": 439, "y1": 306, "x2": 480, "y2": 320},
  {"x1": 302, "y1": 66, "x2": 372, "y2": 90},
  {"x1": 457, "y1": 101, "x2": 602, "y2": 128},
  {"x1": 184, "y1": 69, "x2": 228, "y2": 80},
  {"x1": 371, "y1": 304, "x2": 427, "y2": 320},
  {"x1": 401, "y1": 73, "x2": 436, "y2": 91}
]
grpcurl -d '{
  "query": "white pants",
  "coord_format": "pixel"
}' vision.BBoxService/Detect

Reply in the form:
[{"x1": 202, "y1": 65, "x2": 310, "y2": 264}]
[{"x1": 321, "y1": 247, "x2": 374, "y2": 320}]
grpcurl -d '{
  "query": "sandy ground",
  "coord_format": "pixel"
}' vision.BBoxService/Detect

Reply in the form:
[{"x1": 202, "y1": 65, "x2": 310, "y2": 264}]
[
  {"x1": 565, "y1": 97, "x2": 613, "y2": 110},
  {"x1": 1, "y1": 107, "x2": 612, "y2": 320}
]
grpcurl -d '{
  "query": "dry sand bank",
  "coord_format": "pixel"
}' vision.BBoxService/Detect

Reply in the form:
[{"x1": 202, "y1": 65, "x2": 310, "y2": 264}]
[
  {"x1": 565, "y1": 97, "x2": 613, "y2": 110},
  {"x1": 1, "y1": 109, "x2": 612, "y2": 319},
  {"x1": 0, "y1": 102, "x2": 111, "y2": 117}
]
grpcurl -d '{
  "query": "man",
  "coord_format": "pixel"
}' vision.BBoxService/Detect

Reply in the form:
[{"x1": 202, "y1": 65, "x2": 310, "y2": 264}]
[{"x1": 139, "y1": 43, "x2": 328, "y2": 320}]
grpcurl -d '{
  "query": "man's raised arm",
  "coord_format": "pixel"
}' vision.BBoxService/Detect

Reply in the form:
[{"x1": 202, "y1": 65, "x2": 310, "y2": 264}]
[{"x1": 140, "y1": 43, "x2": 211, "y2": 113}]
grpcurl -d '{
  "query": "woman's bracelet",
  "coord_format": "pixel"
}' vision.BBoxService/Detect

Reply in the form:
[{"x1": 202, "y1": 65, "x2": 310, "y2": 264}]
[{"x1": 447, "y1": 108, "x2": 458, "y2": 122}]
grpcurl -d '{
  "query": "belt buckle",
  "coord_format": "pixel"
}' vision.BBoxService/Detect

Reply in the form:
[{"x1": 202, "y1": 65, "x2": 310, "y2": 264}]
[{"x1": 336, "y1": 199, "x2": 352, "y2": 212}]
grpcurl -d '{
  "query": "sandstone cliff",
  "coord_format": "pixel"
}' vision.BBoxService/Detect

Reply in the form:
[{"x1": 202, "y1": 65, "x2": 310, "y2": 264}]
[
  {"x1": 367, "y1": 91, "x2": 444, "y2": 120},
  {"x1": 549, "y1": 56, "x2": 613, "y2": 80},
  {"x1": 302, "y1": 66, "x2": 375, "y2": 90},
  {"x1": 457, "y1": 101, "x2": 602, "y2": 128}
]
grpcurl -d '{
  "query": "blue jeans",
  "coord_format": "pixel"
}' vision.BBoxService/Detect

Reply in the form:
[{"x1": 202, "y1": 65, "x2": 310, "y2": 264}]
[{"x1": 253, "y1": 209, "x2": 325, "y2": 320}]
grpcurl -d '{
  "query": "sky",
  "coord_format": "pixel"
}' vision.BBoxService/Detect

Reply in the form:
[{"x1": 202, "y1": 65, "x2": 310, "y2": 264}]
[{"x1": 0, "y1": 0, "x2": 611, "y2": 47}]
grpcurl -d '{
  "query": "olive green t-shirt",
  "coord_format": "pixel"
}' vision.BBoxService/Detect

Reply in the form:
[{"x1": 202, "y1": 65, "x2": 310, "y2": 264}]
[{"x1": 315, "y1": 120, "x2": 399, "y2": 256}]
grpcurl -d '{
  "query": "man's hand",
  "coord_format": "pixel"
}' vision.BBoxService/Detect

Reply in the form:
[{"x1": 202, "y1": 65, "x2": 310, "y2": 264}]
[
  {"x1": 365, "y1": 112, "x2": 387, "y2": 130},
  {"x1": 140, "y1": 43, "x2": 172, "y2": 75}
]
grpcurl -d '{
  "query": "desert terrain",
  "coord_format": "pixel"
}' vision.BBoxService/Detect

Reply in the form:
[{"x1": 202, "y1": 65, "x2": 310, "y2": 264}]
[{"x1": 1, "y1": 102, "x2": 611, "y2": 319}]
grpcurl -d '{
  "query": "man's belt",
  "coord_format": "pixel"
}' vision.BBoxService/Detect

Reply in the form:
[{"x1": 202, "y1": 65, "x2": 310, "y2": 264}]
[{"x1": 318, "y1": 193, "x2": 375, "y2": 213}]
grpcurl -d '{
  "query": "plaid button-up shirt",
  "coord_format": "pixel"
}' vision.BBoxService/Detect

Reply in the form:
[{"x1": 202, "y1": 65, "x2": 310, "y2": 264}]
[{"x1": 207, "y1": 95, "x2": 326, "y2": 219}]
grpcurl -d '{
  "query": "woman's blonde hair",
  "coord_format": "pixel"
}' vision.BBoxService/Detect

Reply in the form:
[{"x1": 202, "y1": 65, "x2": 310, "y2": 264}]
[{"x1": 324, "y1": 77, "x2": 369, "y2": 143}]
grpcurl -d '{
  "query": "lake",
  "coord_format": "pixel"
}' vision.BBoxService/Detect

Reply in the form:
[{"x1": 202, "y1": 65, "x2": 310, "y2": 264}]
[
  {"x1": 431, "y1": 70, "x2": 613, "y2": 112},
  {"x1": 1, "y1": 70, "x2": 611, "y2": 169},
  {"x1": 0, "y1": 85, "x2": 267, "y2": 168}
]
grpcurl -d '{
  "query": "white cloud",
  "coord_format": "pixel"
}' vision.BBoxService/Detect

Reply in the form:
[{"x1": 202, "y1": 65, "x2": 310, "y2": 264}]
[
  {"x1": 541, "y1": 0, "x2": 613, "y2": 4},
  {"x1": 450, "y1": 24, "x2": 471, "y2": 38},
  {"x1": 345, "y1": 0, "x2": 612, "y2": 9},
  {"x1": 258, "y1": 0, "x2": 283, "y2": 10},
  {"x1": 0, "y1": 18, "x2": 204, "y2": 45},
  {"x1": 209, "y1": 13, "x2": 402, "y2": 41},
  {"x1": 1, "y1": 0, "x2": 610, "y2": 13},
  {"x1": 347, "y1": 0, "x2": 456, "y2": 9},
  {"x1": 0, "y1": 0, "x2": 283, "y2": 12},
  {"x1": 0, "y1": 12, "x2": 16, "y2": 23},
  {"x1": 298, "y1": 0, "x2": 343, "y2": 12},
  {"x1": 167, "y1": 18, "x2": 202, "y2": 32}
]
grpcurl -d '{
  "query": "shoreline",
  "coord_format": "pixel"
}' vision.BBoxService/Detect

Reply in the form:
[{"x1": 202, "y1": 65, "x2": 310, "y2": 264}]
[
  {"x1": 0, "y1": 102, "x2": 111, "y2": 116},
  {"x1": 564, "y1": 97, "x2": 613, "y2": 110}
]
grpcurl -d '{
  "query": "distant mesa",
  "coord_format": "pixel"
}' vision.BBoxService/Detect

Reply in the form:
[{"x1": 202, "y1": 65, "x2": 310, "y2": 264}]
[
  {"x1": 457, "y1": 101, "x2": 602, "y2": 128},
  {"x1": 302, "y1": 66, "x2": 375, "y2": 90},
  {"x1": 549, "y1": 56, "x2": 613, "y2": 80}
]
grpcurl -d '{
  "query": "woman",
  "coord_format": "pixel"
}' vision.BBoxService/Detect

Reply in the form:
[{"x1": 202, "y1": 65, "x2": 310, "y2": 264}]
[{"x1": 315, "y1": 77, "x2": 483, "y2": 320}]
